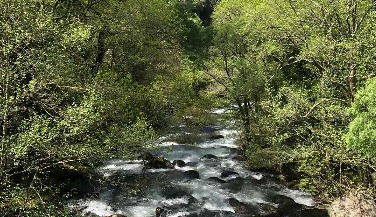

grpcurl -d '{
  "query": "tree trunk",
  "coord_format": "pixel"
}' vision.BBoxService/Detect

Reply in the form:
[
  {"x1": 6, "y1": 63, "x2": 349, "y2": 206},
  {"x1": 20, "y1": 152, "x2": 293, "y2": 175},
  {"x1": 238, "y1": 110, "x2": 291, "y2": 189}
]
[
  {"x1": 348, "y1": 63, "x2": 356, "y2": 101},
  {"x1": 0, "y1": 71, "x2": 9, "y2": 182},
  {"x1": 92, "y1": 25, "x2": 107, "y2": 75}
]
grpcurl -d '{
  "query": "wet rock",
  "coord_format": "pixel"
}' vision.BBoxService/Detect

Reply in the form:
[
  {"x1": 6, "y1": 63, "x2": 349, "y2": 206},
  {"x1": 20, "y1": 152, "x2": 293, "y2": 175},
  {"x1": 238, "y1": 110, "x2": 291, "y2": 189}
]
[
  {"x1": 201, "y1": 154, "x2": 218, "y2": 160},
  {"x1": 138, "y1": 151, "x2": 154, "y2": 163},
  {"x1": 207, "y1": 177, "x2": 227, "y2": 183},
  {"x1": 221, "y1": 170, "x2": 239, "y2": 178},
  {"x1": 156, "y1": 207, "x2": 167, "y2": 217},
  {"x1": 208, "y1": 134, "x2": 225, "y2": 140},
  {"x1": 328, "y1": 191, "x2": 376, "y2": 217},
  {"x1": 228, "y1": 197, "x2": 258, "y2": 216},
  {"x1": 196, "y1": 209, "x2": 236, "y2": 217},
  {"x1": 185, "y1": 162, "x2": 198, "y2": 167},
  {"x1": 257, "y1": 203, "x2": 279, "y2": 217},
  {"x1": 272, "y1": 195, "x2": 303, "y2": 216},
  {"x1": 144, "y1": 156, "x2": 173, "y2": 169},
  {"x1": 227, "y1": 177, "x2": 244, "y2": 192},
  {"x1": 161, "y1": 186, "x2": 191, "y2": 199},
  {"x1": 184, "y1": 170, "x2": 200, "y2": 179},
  {"x1": 173, "y1": 159, "x2": 186, "y2": 167}
]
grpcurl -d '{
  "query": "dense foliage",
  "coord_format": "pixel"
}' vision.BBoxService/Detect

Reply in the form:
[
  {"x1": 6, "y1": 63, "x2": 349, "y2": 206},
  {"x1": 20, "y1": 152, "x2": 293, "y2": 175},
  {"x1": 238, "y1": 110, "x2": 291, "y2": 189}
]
[
  {"x1": 0, "y1": 0, "x2": 215, "y2": 215},
  {"x1": 1, "y1": 0, "x2": 376, "y2": 215},
  {"x1": 208, "y1": 0, "x2": 376, "y2": 200}
]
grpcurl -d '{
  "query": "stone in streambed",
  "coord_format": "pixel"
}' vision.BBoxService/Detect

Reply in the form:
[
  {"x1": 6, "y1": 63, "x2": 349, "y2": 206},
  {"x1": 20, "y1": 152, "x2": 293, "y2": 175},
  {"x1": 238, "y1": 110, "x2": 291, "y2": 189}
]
[
  {"x1": 208, "y1": 134, "x2": 225, "y2": 140},
  {"x1": 172, "y1": 159, "x2": 186, "y2": 167},
  {"x1": 161, "y1": 186, "x2": 191, "y2": 199},
  {"x1": 156, "y1": 207, "x2": 167, "y2": 217},
  {"x1": 221, "y1": 170, "x2": 239, "y2": 178},
  {"x1": 272, "y1": 195, "x2": 303, "y2": 216},
  {"x1": 227, "y1": 177, "x2": 244, "y2": 192},
  {"x1": 207, "y1": 177, "x2": 227, "y2": 183},
  {"x1": 228, "y1": 197, "x2": 259, "y2": 216},
  {"x1": 201, "y1": 154, "x2": 218, "y2": 160},
  {"x1": 183, "y1": 170, "x2": 200, "y2": 179},
  {"x1": 144, "y1": 156, "x2": 173, "y2": 169}
]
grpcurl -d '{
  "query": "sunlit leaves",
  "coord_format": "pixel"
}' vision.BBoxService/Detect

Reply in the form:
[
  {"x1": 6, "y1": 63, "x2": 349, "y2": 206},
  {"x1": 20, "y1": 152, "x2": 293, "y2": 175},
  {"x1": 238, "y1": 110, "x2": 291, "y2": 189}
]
[{"x1": 346, "y1": 77, "x2": 376, "y2": 159}]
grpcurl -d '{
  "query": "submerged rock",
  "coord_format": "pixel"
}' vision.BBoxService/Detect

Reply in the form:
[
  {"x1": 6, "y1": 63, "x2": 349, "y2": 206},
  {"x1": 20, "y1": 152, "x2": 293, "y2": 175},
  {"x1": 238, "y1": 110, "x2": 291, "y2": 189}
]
[
  {"x1": 173, "y1": 159, "x2": 186, "y2": 167},
  {"x1": 207, "y1": 177, "x2": 227, "y2": 183},
  {"x1": 184, "y1": 170, "x2": 200, "y2": 179},
  {"x1": 221, "y1": 170, "x2": 239, "y2": 178},
  {"x1": 191, "y1": 209, "x2": 236, "y2": 217},
  {"x1": 201, "y1": 154, "x2": 219, "y2": 160},
  {"x1": 161, "y1": 186, "x2": 191, "y2": 199},
  {"x1": 228, "y1": 197, "x2": 259, "y2": 216},
  {"x1": 227, "y1": 177, "x2": 244, "y2": 192},
  {"x1": 208, "y1": 134, "x2": 225, "y2": 140}
]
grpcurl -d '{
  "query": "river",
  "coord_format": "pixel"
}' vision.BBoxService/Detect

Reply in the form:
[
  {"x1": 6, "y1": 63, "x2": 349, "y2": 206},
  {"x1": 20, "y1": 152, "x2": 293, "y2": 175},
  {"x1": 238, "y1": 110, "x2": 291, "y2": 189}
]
[{"x1": 71, "y1": 109, "x2": 325, "y2": 217}]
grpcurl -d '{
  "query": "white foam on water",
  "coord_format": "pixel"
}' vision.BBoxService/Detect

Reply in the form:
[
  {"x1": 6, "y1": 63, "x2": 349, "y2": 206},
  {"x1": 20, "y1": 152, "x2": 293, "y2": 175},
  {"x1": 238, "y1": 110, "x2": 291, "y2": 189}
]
[
  {"x1": 196, "y1": 162, "x2": 221, "y2": 179},
  {"x1": 203, "y1": 202, "x2": 235, "y2": 213},
  {"x1": 123, "y1": 205, "x2": 156, "y2": 217},
  {"x1": 168, "y1": 211, "x2": 191, "y2": 217},
  {"x1": 181, "y1": 154, "x2": 201, "y2": 163},
  {"x1": 212, "y1": 108, "x2": 227, "y2": 114},
  {"x1": 161, "y1": 197, "x2": 190, "y2": 206},
  {"x1": 146, "y1": 168, "x2": 175, "y2": 173},
  {"x1": 175, "y1": 165, "x2": 195, "y2": 171},
  {"x1": 99, "y1": 162, "x2": 144, "y2": 176},
  {"x1": 232, "y1": 188, "x2": 269, "y2": 205},
  {"x1": 251, "y1": 173, "x2": 264, "y2": 180},
  {"x1": 180, "y1": 180, "x2": 234, "y2": 213},
  {"x1": 220, "y1": 159, "x2": 252, "y2": 178},
  {"x1": 78, "y1": 200, "x2": 120, "y2": 217},
  {"x1": 279, "y1": 188, "x2": 315, "y2": 206},
  {"x1": 157, "y1": 141, "x2": 180, "y2": 147}
]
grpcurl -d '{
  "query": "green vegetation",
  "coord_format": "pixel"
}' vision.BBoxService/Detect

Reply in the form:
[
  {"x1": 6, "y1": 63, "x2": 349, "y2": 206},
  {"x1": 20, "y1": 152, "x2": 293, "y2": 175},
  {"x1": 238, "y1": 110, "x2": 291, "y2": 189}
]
[
  {"x1": 1, "y1": 0, "x2": 376, "y2": 215},
  {"x1": 208, "y1": 0, "x2": 376, "y2": 201}
]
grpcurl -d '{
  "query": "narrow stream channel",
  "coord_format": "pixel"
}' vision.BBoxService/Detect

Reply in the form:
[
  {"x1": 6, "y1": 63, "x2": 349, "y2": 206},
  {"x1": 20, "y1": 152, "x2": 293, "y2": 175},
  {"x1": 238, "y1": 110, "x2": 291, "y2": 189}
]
[{"x1": 71, "y1": 109, "x2": 321, "y2": 217}]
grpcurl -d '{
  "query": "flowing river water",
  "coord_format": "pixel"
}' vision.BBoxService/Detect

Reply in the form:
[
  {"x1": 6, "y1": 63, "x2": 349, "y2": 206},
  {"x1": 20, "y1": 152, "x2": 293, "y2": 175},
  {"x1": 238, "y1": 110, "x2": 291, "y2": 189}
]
[{"x1": 71, "y1": 109, "x2": 325, "y2": 217}]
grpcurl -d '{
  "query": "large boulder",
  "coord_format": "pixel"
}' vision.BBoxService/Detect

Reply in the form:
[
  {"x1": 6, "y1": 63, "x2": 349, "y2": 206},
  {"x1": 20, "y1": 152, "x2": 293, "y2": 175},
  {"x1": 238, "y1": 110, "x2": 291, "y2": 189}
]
[{"x1": 328, "y1": 191, "x2": 376, "y2": 217}]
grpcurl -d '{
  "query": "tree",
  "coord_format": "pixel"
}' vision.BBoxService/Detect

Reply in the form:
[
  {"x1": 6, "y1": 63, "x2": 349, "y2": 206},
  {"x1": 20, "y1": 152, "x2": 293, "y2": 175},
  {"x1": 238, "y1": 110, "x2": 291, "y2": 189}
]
[
  {"x1": 209, "y1": 0, "x2": 376, "y2": 199},
  {"x1": 346, "y1": 77, "x2": 376, "y2": 160}
]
